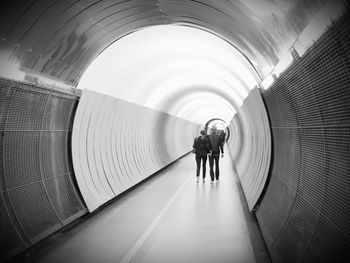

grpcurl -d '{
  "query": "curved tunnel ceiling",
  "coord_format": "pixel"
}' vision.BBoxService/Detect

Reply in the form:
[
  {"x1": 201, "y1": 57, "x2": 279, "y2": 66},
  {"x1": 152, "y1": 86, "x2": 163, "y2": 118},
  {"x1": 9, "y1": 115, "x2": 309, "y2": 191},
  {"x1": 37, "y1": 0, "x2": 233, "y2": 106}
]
[
  {"x1": 0, "y1": 0, "x2": 331, "y2": 86},
  {"x1": 77, "y1": 25, "x2": 258, "y2": 123},
  {"x1": 0, "y1": 0, "x2": 344, "y2": 125}
]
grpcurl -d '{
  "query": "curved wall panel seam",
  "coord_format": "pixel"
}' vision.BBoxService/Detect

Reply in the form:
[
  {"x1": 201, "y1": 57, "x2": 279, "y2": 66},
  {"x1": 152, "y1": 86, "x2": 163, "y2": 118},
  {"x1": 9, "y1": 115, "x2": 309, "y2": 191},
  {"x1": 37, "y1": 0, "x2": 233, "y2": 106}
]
[
  {"x1": 72, "y1": 89, "x2": 200, "y2": 212},
  {"x1": 72, "y1": 92, "x2": 102, "y2": 211},
  {"x1": 115, "y1": 105, "x2": 132, "y2": 188},
  {"x1": 102, "y1": 97, "x2": 120, "y2": 194},
  {"x1": 87, "y1": 93, "x2": 110, "y2": 202},
  {"x1": 85, "y1": 96, "x2": 105, "y2": 200},
  {"x1": 110, "y1": 101, "x2": 125, "y2": 191},
  {"x1": 93, "y1": 94, "x2": 115, "y2": 198},
  {"x1": 121, "y1": 105, "x2": 134, "y2": 183},
  {"x1": 131, "y1": 107, "x2": 144, "y2": 181},
  {"x1": 227, "y1": 87, "x2": 271, "y2": 211}
]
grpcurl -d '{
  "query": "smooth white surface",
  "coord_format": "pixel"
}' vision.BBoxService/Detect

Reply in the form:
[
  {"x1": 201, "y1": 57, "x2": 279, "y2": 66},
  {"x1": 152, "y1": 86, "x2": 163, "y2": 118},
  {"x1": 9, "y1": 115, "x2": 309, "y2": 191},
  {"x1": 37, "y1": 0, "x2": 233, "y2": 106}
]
[
  {"x1": 120, "y1": 173, "x2": 193, "y2": 263},
  {"x1": 72, "y1": 89, "x2": 200, "y2": 212},
  {"x1": 71, "y1": 91, "x2": 102, "y2": 212},
  {"x1": 77, "y1": 25, "x2": 260, "y2": 124},
  {"x1": 228, "y1": 88, "x2": 271, "y2": 210}
]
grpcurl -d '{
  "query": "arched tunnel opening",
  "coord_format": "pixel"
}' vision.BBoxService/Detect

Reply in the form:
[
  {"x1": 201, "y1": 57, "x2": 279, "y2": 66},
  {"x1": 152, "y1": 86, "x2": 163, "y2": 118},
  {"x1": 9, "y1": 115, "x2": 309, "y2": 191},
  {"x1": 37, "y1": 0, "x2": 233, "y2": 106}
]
[
  {"x1": 204, "y1": 118, "x2": 230, "y2": 141},
  {"x1": 0, "y1": 1, "x2": 349, "y2": 262}
]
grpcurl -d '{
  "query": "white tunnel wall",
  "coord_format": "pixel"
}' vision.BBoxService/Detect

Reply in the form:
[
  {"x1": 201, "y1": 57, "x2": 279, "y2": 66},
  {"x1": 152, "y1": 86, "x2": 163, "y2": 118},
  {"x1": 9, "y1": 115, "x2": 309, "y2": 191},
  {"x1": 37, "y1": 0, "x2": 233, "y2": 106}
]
[
  {"x1": 72, "y1": 89, "x2": 201, "y2": 212},
  {"x1": 227, "y1": 87, "x2": 271, "y2": 211}
]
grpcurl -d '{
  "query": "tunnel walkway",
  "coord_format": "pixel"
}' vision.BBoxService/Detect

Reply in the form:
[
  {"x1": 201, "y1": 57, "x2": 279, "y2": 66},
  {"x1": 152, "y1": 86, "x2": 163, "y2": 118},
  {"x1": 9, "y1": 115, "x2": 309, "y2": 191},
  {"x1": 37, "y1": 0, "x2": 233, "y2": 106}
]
[{"x1": 22, "y1": 150, "x2": 270, "y2": 263}]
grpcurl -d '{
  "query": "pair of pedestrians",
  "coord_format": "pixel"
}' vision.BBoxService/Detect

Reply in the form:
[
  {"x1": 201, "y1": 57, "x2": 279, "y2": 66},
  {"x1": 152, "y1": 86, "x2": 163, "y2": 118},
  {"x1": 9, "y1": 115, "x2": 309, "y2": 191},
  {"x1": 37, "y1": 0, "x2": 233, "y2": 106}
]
[{"x1": 192, "y1": 126, "x2": 224, "y2": 183}]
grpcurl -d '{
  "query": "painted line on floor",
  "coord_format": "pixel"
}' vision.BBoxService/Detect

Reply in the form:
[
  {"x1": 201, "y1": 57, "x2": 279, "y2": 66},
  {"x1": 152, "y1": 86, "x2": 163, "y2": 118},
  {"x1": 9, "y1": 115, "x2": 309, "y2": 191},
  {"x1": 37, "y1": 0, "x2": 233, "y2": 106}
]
[{"x1": 120, "y1": 173, "x2": 192, "y2": 263}]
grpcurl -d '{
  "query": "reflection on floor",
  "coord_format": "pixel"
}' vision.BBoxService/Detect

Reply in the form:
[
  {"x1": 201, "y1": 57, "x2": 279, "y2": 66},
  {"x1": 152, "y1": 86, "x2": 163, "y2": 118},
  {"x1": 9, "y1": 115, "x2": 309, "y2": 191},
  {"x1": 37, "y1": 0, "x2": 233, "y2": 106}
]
[{"x1": 22, "y1": 151, "x2": 271, "y2": 263}]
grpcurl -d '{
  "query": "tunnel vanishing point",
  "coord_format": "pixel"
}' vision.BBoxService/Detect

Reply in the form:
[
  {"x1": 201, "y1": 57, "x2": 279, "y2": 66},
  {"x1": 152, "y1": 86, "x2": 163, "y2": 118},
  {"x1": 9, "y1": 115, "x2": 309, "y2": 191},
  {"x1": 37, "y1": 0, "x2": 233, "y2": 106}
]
[{"x1": 0, "y1": 1, "x2": 349, "y2": 262}]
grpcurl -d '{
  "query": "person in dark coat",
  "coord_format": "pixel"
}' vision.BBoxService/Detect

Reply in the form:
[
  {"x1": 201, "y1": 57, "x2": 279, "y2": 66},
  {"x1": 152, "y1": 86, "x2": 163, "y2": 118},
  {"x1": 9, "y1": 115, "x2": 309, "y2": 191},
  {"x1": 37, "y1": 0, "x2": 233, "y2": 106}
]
[
  {"x1": 192, "y1": 130, "x2": 211, "y2": 183},
  {"x1": 208, "y1": 126, "x2": 224, "y2": 183},
  {"x1": 220, "y1": 130, "x2": 226, "y2": 145}
]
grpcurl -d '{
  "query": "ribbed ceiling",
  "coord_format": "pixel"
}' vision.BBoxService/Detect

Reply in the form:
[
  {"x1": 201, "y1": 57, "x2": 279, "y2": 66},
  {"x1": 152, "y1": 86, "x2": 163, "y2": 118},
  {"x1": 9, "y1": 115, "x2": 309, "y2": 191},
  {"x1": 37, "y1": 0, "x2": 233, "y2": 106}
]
[{"x1": 0, "y1": 0, "x2": 327, "y2": 85}]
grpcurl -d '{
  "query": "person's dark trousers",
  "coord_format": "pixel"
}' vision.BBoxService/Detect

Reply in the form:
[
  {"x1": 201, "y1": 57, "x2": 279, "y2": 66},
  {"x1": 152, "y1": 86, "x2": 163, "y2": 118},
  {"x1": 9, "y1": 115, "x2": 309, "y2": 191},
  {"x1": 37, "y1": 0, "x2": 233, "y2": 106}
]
[
  {"x1": 209, "y1": 155, "x2": 220, "y2": 181},
  {"x1": 195, "y1": 155, "x2": 207, "y2": 178}
]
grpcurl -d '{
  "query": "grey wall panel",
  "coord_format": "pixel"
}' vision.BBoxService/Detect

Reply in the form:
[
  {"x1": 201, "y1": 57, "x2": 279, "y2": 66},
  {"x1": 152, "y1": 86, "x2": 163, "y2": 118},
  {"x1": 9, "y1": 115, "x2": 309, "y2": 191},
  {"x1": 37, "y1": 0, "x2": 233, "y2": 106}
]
[
  {"x1": 70, "y1": 91, "x2": 104, "y2": 212},
  {"x1": 72, "y1": 89, "x2": 200, "y2": 212},
  {"x1": 227, "y1": 87, "x2": 271, "y2": 211},
  {"x1": 100, "y1": 96, "x2": 120, "y2": 195},
  {"x1": 0, "y1": 78, "x2": 86, "y2": 262},
  {"x1": 86, "y1": 92, "x2": 110, "y2": 202},
  {"x1": 258, "y1": 11, "x2": 350, "y2": 263},
  {"x1": 110, "y1": 102, "x2": 128, "y2": 191},
  {"x1": 91, "y1": 94, "x2": 115, "y2": 200}
]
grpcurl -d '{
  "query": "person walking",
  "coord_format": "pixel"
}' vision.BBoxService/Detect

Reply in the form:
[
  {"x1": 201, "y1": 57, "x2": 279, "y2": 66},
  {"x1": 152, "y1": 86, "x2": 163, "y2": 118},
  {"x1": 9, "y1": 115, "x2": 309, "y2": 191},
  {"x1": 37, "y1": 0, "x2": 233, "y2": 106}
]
[
  {"x1": 208, "y1": 126, "x2": 224, "y2": 183},
  {"x1": 220, "y1": 130, "x2": 226, "y2": 145},
  {"x1": 192, "y1": 130, "x2": 211, "y2": 183}
]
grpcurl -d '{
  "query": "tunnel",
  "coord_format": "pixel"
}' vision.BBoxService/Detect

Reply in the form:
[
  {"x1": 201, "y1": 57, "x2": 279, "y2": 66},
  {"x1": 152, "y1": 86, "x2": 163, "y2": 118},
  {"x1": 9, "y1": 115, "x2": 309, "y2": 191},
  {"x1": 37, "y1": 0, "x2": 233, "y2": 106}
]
[{"x1": 0, "y1": 0, "x2": 349, "y2": 262}]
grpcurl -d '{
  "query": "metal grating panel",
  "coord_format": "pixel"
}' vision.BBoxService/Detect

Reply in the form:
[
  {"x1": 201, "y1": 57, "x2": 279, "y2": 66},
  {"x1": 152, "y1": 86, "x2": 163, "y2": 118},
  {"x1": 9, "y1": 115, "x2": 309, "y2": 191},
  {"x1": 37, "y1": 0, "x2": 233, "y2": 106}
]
[
  {"x1": 256, "y1": 175, "x2": 297, "y2": 249},
  {"x1": 0, "y1": 192, "x2": 24, "y2": 257},
  {"x1": 40, "y1": 132, "x2": 70, "y2": 180},
  {"x1": 270, "y1": 128, "x2": 301, "y2": 191},
  {"x1": 0, "y1": 81, "x2": 13, "y2": 131},
  {"x1": 3, "y1": 131, "x2": 41, "y2": 189},
  {"x1": 271, "y1": 196, "x2": 320, "y2": 263},
  {"x1": 283, "y1": 63, "x2": 323, "y2": 127},
  {"x1": 258, "y1": 9, "x2": 350, "y2": 263},
  {"x1": 0, "y1": 84, "x2": 14, "y2": 193},
  {"x1": 322, "y1": 127, "x2": 350, "y2": 238},
  {"x1": 262, "y1": 79, "x2": 299, "y2": 127},
  {"x1": 0, "y1": 133, "x2": 4, "y2": 192},
  {"x1": 8, "y1": 182, "x2": 61, "y2": 241},
  {"x1": 302, "y1": 214, "x2": 350, "y2": 262},
  {"x1": 298, "y1": 127, "x2": 327, "y2": 211},
  {"x1": 42, "y1": 95, "x2": 75, "y2": 131},
  {"x1": 0, "y1": 78, "x2": 86, "y2": 261},
  {"x1": 5, "y1": 88, "x2": 48, "y2": 131},
  {"x1": 44, "y1": 175, "x2": 85, "y2": 221}
]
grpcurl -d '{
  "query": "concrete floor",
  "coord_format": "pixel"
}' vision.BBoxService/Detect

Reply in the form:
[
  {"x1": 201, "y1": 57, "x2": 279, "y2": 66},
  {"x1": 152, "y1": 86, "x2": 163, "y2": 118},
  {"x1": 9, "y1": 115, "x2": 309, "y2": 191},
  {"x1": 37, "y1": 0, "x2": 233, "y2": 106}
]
[{"x1": 21, "y1": 152, "x2": 271, "y2": 263}]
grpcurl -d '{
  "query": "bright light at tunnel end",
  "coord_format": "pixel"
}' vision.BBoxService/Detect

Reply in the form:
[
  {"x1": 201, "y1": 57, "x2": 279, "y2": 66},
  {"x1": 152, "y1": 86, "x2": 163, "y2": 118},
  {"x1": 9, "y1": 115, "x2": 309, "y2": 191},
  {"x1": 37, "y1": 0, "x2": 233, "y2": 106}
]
[{"x1": 78, "y1": 25, "x2": 261, "y2": 124}]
